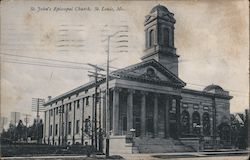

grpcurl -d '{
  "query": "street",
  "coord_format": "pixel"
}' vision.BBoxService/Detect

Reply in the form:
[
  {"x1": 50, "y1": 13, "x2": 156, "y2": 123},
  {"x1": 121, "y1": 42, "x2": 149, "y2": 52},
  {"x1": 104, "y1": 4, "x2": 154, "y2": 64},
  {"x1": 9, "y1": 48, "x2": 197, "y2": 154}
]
[{"x1": 1, "y1": 154, "x2": 249, "y2": 160}]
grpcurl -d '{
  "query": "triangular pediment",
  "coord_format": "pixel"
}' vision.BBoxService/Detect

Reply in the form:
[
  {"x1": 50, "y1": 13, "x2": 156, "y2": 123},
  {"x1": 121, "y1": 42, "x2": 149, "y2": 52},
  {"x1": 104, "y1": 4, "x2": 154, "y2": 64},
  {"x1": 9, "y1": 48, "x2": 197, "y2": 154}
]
[{"x1": 111, "y1": 59, "x2": 186, "y2": 88}]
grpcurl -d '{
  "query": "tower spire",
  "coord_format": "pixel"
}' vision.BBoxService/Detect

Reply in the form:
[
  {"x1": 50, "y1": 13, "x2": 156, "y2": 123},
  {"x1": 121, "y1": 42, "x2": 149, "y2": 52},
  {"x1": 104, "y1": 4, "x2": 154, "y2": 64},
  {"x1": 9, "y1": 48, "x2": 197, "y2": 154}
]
[{"x1": 141, "y1": 4, "x2": 179, "y2": 76}]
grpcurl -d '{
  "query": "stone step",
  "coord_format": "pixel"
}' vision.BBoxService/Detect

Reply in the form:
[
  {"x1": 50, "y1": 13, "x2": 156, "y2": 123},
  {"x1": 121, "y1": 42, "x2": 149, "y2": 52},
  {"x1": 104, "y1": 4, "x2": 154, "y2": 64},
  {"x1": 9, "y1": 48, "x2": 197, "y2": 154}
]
[{"x1": 134, "y1": 137, "x2": 195, "y2": 153}]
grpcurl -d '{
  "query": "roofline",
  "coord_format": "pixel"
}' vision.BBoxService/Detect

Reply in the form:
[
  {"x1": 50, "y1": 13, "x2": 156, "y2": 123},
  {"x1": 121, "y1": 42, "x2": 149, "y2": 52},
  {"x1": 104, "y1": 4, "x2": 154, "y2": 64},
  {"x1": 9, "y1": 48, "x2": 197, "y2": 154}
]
[
  {"x1": 182, "y1": 88, "x2": 233, "y2": 100},
  {"x1": 43, "y1": 78, "x2": 106, "y2": 106}
]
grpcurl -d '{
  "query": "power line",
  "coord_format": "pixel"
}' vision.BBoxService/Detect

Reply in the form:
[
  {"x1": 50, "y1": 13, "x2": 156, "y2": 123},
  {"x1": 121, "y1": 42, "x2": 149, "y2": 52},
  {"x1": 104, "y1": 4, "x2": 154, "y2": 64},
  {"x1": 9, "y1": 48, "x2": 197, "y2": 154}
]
[
  {"x1": 1, "y1": 56, "x2": 117, "y2": 71},
  {"x1": 2, "y1": 55, "x2": 247, "y2": 96},
  {"x1": 1, "y1": 52, "x2": 247, "y2": 95},
  {"x1": 2, "y1": 57, "x2": 86, "y2": 67},
  {"x1": 1, "y1": 60, "x2": 91, "y2": 70},
  {"x1": 0, "y1": 53, "x2": 89, "y2": 66}
]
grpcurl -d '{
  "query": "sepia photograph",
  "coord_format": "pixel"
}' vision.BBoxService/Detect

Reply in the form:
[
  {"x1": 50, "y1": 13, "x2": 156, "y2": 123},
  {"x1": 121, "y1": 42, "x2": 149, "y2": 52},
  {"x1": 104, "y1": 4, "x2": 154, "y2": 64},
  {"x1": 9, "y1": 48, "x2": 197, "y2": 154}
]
[{"x1": 0, "y1": 0, "x2": 249, "y2": 159}]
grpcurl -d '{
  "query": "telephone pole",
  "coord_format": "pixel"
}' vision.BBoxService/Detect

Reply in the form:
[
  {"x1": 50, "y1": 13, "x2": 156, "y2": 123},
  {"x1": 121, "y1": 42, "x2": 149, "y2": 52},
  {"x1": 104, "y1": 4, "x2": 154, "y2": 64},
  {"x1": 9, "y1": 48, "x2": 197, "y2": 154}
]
[
  {"x1": 103, "y1": 30, "x2": 125, "y2": 157},
  {"x1": 32, "y1": 98, "x2": 45, "y2": 144},
  {"x1": 87, "y1": 63, "x2": 105, "y2": 150},
  {"x1": 99, "y1": 88, "x2": 103, "y2": 152}
]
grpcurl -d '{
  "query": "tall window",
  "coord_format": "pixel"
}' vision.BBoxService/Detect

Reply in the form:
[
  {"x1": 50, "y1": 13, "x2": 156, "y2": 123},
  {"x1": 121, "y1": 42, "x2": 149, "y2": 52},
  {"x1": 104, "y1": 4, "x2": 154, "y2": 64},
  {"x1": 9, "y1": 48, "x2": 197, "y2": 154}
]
[
  {"x1": 163, "y1": 28, "x2": 170, "y2": 46},
  {"x1": 62, "y1": 122, "x2": 64, "y2": 134},
  {"x1": 202, "y1": 112, "x2": 210, "y2": 136},
  {"x1": 55, "y1": 124, "x2": 58, "y2": 136},
  {"x1": 86, "y1": 97, "x2": 89, "y2": 106},
  {"x1": 122, "y1": 116, "x2": 127, "y2": 131},
  {"x1": 181, "y1": 110, "x2": 190, "y2": 134},
  {"x1": 149, "y1": 29, "x2": 154, "y2": 47},
  {"x1": 77, "y1": 100, "x2": 80, "y2": 109},
  {"x1": 68, "y1": 122, "x2": 72, "y2": 135},
  {"x1": 49, "y1": 125, "x2": 52, "y2": 136},
  {"x1": 76, "y1": 120, "x2": 80, "y2": 134},
  {"x1": 192, "y1": 111, "x2": 201, "y2": 135},
  {"x1": 69, "y1": 103, "x2": 72, "y2": 111}
]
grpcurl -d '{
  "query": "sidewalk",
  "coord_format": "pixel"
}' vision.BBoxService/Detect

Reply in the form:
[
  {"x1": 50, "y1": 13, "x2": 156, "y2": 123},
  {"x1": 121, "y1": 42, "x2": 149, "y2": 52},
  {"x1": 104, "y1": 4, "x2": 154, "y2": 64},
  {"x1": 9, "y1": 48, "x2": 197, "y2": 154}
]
[
  {"x1": 1, "y1": 150, "x2": 248, "y2": 160},
  {"x1": 118, "y1": 150, "x2": 249, "y2": 160}
]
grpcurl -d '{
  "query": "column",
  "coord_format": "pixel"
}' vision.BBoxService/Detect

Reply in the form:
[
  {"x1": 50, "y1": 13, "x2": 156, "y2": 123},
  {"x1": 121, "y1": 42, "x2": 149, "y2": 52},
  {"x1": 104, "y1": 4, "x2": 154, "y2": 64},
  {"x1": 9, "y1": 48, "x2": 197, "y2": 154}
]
[
  {"x1": 165, "y1": 96, "x2": 170, "y2": 138},
  {"x1": 65, "y1": 104, "x2": 68, "y2": 144},
  {"x1": 101, "y1": 91, "x2": 106, "y2": 132},
  {"x1": 53, "y1": 108, "x2": 55, "y2": 145},
  {"x1": 43, "y1": 111, "x2": 46, "y2": 144},
  {"x1": 58, "y1": 106, "x2": 61, "y2": 145},
  {"x1": 176, "y1": 97, "x2": 181, "y2": 138},
  {"x1": 200, "y1": 111, "x2": 204, "y2": 136},
  {"x1": 106, "y1": 89, "x2": 110, "y2": 135},
  {"x1": 140, "y1": 91, "x2": 146, "y2": 136},
  {"x1": 80, "y1": 98, "x2": 84, "y2": 145},
  {"x1": 153, "y1": 94, "x2": 158, "y2": 137},
  {"x1": 127, "y1": 89, "x2": 133, "y2": 133},
  {"x1": 61, "y1": 105, "x2": 65, "y2": 145},
  {"x1": 72, "y1": 101, "x2": 76, "y2": 144},
  {"x1": 190, "y1": 111, "x2": 193, "y2": 134},
  {"x1": 48, "y1": 110, "x2": 50, "y2": 144},
  {"x1": 112, "y1": 88, "x2": 119, "y2": 135}
]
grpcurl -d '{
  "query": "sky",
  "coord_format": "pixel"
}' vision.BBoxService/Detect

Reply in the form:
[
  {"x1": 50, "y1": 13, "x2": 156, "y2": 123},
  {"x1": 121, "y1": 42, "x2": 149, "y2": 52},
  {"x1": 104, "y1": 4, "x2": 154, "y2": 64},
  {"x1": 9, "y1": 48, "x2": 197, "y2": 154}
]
[{"x1": 1, "y1": 0, "x2": 249, "y2": 127}]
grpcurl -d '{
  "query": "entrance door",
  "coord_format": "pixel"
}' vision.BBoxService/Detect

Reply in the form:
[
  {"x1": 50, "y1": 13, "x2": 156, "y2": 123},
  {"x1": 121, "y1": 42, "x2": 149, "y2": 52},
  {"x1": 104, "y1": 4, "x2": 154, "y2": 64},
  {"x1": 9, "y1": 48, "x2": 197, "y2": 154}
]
[
  {"x1": 135, "y1": 117, "x2": 141, "y2": 137},
  {"x1": 170, "y1": 122, "x2": 177, "y2": 139},
  {"x1": 146, "y1": 117, "x2": 154, "y2": 137}
]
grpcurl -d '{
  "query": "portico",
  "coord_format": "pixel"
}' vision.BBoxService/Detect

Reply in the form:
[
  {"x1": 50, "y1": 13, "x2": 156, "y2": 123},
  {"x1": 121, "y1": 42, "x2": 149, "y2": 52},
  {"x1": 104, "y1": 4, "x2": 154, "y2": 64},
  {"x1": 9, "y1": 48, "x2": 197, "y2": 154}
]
[{"x1": 106, "y1": 75, "x2": 183, "y2": 139}]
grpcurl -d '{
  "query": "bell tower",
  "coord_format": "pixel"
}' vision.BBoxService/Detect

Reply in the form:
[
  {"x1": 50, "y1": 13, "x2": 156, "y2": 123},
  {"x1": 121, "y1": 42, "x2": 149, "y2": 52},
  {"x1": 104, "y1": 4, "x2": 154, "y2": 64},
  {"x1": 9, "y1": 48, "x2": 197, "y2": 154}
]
[{"x1": 141, "y1": 5, "x2": 179, "y2": 76}]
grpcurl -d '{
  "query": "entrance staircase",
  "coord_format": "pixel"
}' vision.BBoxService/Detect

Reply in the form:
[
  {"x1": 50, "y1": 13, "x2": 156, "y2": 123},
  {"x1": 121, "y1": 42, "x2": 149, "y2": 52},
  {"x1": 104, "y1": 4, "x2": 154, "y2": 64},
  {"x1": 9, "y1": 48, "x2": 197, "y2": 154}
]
[{"x1": 133, "y1": 137, "x2": 195, "y2": 153}]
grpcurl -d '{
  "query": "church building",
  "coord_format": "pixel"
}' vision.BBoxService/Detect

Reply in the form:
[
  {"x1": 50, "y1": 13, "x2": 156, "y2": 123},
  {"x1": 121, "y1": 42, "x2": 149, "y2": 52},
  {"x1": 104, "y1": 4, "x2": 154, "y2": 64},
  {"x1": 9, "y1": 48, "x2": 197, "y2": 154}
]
[{"x1": 43, "y1": 5, "x2": 232, "y2": 153}]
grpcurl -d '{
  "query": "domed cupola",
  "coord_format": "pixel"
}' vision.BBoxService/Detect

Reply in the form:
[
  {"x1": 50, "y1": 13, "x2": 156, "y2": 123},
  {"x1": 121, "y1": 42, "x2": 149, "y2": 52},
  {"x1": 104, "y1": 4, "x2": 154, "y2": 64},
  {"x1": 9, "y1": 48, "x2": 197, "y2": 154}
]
[
  {"x1": 203, "y1": 84, "x2": 229, "y2": 95},
  {"x1": 150, "y1": 4, "x2": 169, "y2": 13},
  {"x1": 149, "y1": 5, "x2": 175, "y2": 22},
  {"x1": 142, "y1": 4, "x2": 179, "y2": 76}
]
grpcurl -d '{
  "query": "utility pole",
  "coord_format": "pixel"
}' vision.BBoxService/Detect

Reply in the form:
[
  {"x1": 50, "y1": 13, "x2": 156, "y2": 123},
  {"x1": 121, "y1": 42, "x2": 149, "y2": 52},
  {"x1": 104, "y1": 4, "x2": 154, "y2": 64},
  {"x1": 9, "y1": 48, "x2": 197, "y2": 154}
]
[
  {"x1": 99, "y1": 88, "x2": 103, "y2": 152},
  {"x1": 32, "y1": 98, "x2": 45, "y2": 144},
  {"x1": 87, "y1": 63, "x2": 105, "y2": 150},
  {"x1": 103, "y1": 31, "x2": 123, "y2": 157}
]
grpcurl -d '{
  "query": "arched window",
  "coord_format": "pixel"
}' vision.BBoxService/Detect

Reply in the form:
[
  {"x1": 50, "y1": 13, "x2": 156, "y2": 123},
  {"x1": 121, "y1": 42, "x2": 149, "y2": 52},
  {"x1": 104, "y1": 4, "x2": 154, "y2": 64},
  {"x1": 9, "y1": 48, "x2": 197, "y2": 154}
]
[
  {"x1": 163, "y1": 28, "x2": 170, "y2": 46},
  {"x1": 202, "y1": 112, "x2": 211, "y2": 136},
  {"x1": 181, "y1": 110, "x2": 190, "y2": 134},
  {"x1": 192, "y1": 111, "x2": 201, "y2": 135},
  {"x1": 149, "y1": 30, "x2": 154, "y2": 47}
]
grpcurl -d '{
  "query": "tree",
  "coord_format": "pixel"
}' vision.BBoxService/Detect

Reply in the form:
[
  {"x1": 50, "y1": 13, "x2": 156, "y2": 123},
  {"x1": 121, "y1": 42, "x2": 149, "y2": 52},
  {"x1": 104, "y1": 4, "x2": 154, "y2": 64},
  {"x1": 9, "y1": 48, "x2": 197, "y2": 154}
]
[
  {"x1": 230, "y1": 112, "x2": 248, "y2": 149},
  {"x1": 16, "y1": 120, "x2": 25, "y2": 141}
]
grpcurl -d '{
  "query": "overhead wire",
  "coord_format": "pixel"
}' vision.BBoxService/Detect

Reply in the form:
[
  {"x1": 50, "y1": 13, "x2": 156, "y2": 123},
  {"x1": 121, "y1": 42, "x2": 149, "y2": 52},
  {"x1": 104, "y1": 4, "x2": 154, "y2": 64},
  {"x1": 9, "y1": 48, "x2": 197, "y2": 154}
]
[{"x1": 0, "y1": 52, "x2": 248, "y2": 96}]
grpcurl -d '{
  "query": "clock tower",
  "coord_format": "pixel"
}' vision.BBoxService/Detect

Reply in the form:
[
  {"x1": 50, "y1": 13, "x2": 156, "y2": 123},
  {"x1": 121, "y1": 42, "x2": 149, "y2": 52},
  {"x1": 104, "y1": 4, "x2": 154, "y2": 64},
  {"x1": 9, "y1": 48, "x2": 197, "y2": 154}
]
[{"x1": 141, "y1": 5, "x2": 179, "y2": 76}]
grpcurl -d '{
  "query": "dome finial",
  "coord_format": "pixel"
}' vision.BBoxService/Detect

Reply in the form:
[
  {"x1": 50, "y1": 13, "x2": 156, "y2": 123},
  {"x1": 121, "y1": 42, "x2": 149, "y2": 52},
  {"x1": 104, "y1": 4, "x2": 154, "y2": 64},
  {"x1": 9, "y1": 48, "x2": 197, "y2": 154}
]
[{"x1": 150, "y1": 4, "x2": 169, "y2": 14}]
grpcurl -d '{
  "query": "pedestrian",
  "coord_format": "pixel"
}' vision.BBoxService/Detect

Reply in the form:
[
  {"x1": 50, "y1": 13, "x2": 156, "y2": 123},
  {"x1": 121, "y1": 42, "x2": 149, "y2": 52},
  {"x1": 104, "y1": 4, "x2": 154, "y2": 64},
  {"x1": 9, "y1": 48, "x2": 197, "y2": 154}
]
[{"x1": 85, "y1": 142, "x2": 91, "y2": 157}]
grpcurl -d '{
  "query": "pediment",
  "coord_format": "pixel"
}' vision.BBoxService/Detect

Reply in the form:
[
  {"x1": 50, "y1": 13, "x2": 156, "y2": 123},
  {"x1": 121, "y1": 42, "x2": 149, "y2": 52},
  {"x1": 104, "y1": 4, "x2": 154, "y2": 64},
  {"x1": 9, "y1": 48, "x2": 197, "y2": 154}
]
[{"x1": 111, "y1": 59, "x2": 186, "y2": 88}]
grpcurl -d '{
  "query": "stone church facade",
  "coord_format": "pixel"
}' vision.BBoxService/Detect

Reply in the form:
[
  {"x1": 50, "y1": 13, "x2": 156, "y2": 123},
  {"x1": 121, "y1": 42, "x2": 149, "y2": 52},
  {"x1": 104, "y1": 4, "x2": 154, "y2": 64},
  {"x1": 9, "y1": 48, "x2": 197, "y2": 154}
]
[{"x1": 43, "y1": 5, "x2": 232, "y2": 153}]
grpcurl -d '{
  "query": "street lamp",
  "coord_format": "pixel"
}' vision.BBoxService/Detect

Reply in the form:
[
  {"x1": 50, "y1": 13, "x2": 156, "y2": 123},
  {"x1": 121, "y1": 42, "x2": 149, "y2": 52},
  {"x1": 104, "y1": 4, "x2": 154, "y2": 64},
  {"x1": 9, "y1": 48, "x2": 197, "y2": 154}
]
[
  {"x1": 130, "y1": 128, "x2": 136, "y2": 144},
  {"x1": 103, "y1": 30, "x2": 122, "y2": 157},
  {"x1": 193, "y1": 123, "x2": 203, "y2": 152}
]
